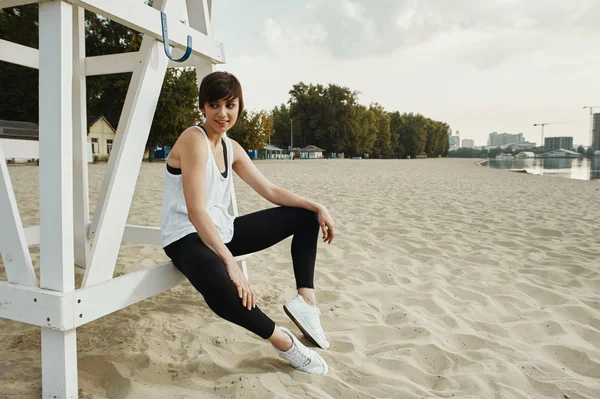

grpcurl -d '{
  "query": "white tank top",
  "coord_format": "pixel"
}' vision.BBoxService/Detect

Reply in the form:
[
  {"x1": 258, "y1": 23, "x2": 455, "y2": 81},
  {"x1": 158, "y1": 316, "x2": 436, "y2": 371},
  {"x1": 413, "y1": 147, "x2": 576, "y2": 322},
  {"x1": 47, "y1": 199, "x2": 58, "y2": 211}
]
[{"x1": 161, "y1": 126, "x2": 235, "y2": 247}]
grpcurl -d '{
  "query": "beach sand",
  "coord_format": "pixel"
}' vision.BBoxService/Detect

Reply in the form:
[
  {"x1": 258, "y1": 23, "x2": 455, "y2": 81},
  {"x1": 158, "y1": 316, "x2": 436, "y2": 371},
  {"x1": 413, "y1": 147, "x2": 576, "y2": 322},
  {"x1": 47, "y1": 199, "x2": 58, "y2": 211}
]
[{"x1": 1, "y1": 158, "x2": 600, "y2": 398}]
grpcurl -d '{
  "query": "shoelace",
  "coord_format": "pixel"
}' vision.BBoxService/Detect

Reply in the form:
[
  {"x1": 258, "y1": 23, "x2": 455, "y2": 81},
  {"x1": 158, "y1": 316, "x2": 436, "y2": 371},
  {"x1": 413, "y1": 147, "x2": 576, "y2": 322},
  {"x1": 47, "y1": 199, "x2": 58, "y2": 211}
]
[
  {"x1": 311, "y1": 308, "x2": 325, "y2": 337},
  {"x1": 289, "y1": 339, "x2": 314, "y2": 367}
]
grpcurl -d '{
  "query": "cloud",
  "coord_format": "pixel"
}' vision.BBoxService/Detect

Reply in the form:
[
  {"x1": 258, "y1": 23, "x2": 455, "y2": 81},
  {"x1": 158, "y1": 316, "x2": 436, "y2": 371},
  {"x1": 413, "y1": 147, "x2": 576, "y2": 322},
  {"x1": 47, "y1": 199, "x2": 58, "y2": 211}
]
[{"x1": 261, "y1": 0, "x2": 600, "y2": 65}]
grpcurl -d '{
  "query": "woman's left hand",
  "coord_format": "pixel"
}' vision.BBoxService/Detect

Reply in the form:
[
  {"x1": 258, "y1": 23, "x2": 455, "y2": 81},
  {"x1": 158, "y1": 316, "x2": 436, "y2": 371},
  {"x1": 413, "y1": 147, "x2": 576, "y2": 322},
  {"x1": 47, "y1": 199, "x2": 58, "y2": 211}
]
[{"x1": 317, "y1": 205, "x2": 335, "y2": 244}]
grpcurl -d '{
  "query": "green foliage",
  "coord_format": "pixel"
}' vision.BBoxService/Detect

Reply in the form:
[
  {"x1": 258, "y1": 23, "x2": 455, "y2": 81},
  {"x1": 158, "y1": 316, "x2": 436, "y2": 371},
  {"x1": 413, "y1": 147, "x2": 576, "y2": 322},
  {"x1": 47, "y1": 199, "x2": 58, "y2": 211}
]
[
  {"x1": 285, "y1": 83, "x2": 450, "y2": 157},
  {"x1": 1, "y1": 4, "x2": 200, "y2": 149},
  {"x1": 270, "y1": 104, "x2": 292, "y2": 148},
  {"x1": 1, "y1": 5, "x2": 454, "y2": 156},
  {"x1": 227, "y1": 110, "x2": 275, "y2": 151}
]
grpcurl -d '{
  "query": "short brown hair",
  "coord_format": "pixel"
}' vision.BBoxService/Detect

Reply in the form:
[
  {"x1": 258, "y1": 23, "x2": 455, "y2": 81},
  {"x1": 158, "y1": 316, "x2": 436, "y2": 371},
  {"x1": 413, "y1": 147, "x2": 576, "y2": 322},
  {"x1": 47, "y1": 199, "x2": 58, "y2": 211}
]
[{"x1": 198, "y1": 71, "x2": 244, "y2": 118}]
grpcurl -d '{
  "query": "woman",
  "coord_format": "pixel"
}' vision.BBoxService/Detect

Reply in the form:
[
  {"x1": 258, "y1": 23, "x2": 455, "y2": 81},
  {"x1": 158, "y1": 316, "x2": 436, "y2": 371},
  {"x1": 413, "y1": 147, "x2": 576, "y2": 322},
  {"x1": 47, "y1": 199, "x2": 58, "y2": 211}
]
[{"x1": 161, "y1": 71, "x2": 335, "y2": 375}]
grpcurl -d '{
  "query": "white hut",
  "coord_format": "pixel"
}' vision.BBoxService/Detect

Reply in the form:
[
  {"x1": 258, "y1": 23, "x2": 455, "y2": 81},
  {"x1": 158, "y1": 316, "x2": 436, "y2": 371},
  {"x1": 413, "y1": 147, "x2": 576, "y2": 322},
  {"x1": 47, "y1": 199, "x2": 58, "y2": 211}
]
[
  {"x1": 0, "y1": 120, "x2": 39, "y2": 163},
  {"x1": 300, "y1": 145, "x2": 325, "y2": 159}
]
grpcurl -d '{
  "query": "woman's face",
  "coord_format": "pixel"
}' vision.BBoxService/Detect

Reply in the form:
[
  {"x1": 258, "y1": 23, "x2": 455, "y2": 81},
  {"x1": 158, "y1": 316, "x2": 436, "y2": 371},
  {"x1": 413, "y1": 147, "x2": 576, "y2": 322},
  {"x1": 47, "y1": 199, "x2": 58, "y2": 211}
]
[{"x1": 202, "y1": 98, "x2": 239, "y2": 134}]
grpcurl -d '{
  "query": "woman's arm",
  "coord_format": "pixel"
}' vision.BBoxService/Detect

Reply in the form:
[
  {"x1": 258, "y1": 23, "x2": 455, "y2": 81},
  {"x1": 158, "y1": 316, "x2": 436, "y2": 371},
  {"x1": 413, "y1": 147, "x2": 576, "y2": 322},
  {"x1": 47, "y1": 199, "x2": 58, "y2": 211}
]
[
  {"x1": 231, "y1": 140, "x2": 335, "y2": 243},
  {"x1": 180, "y1": 130, "x2": 235, "y2": 264},
  {"x1": 179, "y1": 130, "x2": 255, "y2": 309}
]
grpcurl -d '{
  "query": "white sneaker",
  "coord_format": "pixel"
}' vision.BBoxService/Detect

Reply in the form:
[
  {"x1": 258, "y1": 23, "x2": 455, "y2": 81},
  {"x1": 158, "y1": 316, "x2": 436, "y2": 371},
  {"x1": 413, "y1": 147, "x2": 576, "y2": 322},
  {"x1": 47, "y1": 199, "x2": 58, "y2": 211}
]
[
  {"x1": 272, "y1": 326, "x2": 328, "y2": 375},
  {"x1": 283, "y1": 295, "x2": 330, "y2": 350}
]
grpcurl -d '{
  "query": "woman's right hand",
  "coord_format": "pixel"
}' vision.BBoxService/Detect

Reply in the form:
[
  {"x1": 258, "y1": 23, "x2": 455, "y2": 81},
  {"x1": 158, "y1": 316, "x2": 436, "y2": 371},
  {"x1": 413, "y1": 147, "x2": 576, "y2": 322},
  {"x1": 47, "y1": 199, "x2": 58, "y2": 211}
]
[{"x1": 225, "y1": 261, "x2": 255, "y2": 311}]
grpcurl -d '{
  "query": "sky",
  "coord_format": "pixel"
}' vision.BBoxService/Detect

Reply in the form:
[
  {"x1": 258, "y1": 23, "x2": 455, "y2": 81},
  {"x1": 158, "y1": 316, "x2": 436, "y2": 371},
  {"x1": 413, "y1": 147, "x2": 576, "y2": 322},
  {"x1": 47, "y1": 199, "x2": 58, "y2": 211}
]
[{"x1": 207, "y1": 0, "x2": 600, "y2": 147}]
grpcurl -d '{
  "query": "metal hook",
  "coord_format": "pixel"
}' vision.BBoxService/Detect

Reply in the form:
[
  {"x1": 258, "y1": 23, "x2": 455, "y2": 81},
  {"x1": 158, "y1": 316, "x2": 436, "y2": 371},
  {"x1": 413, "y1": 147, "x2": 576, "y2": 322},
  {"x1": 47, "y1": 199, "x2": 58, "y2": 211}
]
[{"x1": 160, "y1": 11, "x2": 192, "y2": 62}]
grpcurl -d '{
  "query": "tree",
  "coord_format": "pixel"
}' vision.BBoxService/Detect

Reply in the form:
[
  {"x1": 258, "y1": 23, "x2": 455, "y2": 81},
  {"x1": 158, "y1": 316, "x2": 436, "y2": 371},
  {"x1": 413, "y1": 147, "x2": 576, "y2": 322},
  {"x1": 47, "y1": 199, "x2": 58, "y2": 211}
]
[
  {"x1": 270, "y1": 104, "x2": 291, "y2": 149},
  {"x1": 370, "y1": 103, "x2": 392, "y2": 156},
  {"x1": 577, "y1": 145, "x2": 585, "y2": 155},
  {"x1": 1, "y1": 3, "x2": 200, "y2": 149},
  {"x1": 227, "y1": 110, "x2": 274, "y2": 151},
  {"x1": 0, "y1": 5, "x2": 39, "y2": 123}
]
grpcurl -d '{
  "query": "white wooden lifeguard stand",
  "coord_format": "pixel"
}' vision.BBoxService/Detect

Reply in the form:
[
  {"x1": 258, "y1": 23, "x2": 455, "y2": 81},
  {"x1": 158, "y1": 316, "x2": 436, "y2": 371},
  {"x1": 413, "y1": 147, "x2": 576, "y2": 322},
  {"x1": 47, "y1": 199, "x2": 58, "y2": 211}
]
[{"x1": 0, "y1": 0, "x2": 251, "y2": 397}]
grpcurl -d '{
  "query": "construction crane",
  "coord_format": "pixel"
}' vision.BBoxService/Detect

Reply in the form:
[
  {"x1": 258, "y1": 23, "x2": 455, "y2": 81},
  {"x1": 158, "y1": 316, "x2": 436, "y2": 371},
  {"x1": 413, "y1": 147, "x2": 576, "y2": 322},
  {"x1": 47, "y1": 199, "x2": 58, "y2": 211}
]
[
  {"x1": 533, "y1": 122, "x2": 570, "y2": 149},
  {"x1": 583, "y1": 106, "x2": 600, "y2": 147}
]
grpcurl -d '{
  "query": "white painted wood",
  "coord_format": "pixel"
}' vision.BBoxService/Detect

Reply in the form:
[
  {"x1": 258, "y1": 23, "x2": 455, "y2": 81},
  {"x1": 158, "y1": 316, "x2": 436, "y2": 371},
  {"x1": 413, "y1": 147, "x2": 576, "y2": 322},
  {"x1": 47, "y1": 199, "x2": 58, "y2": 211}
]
[
  {"x1": 0, "y1": 281, "x2": 73, "y2": 330},
  {"x1": 67, "y1": 0, "x2": 226, "y2": 64},
  {"x1": 87, "y1": 0, "x2": 180, "y2": 241},
  {"x1": 38, "y1": 2, "x2": 78, "y2": 397},
  {"x1": 75, "y1": 260, "x2": 184, "y2": 327},
  {"x1": 85, "y1": 52, "x2": 140, "y2": 76},
  {"x1": 39, "y1": 0, "x2": 75, "y2": 292},
  {"x1": 0, "y1": 39, "x2": 38, "y2": 69},
  {"x1": 72, "y1": 5, "x2": 91, "y2": 270},
  {"x1": 122, "y1": 224, "x2": 162, "y2": 245},
  {"x1": 187, "y1": 0, "x2": 212, "y2": 36},
  {"x1": 85, "y1": 51, "x2": 198, "y2": 76},
  {"x1": 23, "y1": 225, "x2": 40, "y2": 245},
  {"x1": 83, "y1": 0, "x2": 183, "y2": 287},
  {"x1": 0, "y1": 41, "x2": 197, "y2": 74},
  {"x1": 0, "y1": 144, "x2": 37, "y2": 287},
  {"x1": 42, "y1": 329, "x2": 78, "y2": 399}
]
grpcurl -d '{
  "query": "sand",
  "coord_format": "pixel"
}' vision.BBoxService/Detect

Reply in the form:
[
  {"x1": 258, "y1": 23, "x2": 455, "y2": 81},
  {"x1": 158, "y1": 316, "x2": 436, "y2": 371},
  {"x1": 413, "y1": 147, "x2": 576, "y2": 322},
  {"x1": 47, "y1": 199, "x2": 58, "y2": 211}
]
[{"x1": 1, "y1": 158, "x2": 600, "y2": 398}]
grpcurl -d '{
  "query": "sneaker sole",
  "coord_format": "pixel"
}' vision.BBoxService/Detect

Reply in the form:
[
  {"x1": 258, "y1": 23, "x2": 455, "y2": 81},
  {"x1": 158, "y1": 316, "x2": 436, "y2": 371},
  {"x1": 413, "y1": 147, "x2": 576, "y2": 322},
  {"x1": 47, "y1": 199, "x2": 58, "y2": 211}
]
[{"x1": 283, "y1": 304, "x2": 329, "y2": 350}]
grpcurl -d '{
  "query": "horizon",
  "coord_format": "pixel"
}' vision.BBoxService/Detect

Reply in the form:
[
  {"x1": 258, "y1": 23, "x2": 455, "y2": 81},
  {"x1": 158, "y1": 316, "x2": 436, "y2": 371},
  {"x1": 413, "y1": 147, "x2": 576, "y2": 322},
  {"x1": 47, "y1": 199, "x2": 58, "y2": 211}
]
[{"x1": 204, "y1": 0, "x2": 600, "y2": 148}]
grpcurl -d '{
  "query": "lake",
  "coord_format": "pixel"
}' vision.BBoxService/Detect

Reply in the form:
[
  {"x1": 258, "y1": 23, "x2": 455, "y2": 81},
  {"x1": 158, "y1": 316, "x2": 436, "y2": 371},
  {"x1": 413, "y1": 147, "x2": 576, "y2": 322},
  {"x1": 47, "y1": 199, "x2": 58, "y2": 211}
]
[{"x1": 484, "y1": 157, "x2": 600, "y2": 181}]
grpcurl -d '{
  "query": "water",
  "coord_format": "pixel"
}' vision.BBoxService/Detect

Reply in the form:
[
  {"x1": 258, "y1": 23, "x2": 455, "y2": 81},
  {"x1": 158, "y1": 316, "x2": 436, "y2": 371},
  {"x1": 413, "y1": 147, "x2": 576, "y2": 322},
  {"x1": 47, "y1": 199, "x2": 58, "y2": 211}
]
[{"x1": 485, "y1": 157, "x2": 600, "y2": 181}]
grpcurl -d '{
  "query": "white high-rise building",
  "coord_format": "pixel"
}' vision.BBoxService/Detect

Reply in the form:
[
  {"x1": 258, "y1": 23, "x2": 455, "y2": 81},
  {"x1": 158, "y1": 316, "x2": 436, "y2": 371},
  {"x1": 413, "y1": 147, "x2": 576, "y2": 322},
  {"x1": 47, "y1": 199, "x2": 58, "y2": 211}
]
[
  {"x1": 461, "y1": 139, "x2": 474, "y2": 148},
  {"x1": 488, "y1": 132, "x2": 524, "y2": 146}
]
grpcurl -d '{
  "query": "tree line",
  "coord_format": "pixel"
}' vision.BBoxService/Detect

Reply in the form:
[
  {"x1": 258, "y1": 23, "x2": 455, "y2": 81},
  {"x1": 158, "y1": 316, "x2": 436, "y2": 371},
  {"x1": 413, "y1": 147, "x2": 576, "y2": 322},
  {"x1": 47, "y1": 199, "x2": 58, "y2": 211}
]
[{"x1": 1, "y1": 4, "x2": 450, "y2": 158}]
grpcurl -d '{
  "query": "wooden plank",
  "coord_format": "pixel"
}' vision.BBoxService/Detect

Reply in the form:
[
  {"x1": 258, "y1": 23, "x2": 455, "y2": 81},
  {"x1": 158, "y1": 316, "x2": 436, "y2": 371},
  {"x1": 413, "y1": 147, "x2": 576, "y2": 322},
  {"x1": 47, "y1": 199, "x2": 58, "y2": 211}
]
[
  {"x1": 39, "y1": 0, "x2": 75, "y2": 292},
  {"x1": 38, "y1": 1, "x2": 78, "y2": 397},
  {"x1": 0, "y1": 39, "x2": 39, "y2": 69},
  {"x1": 85, "y1": 51, "x2": 198, "y2": 76},
  {"x1": 67, "y1": 0, "x2": 225, "y2": 64},
  {"x1": 75, "y1": 261, "x2": 184, "y2": 327},
  {"x1": 23, "y1": 225, "x2": 39, "y2": 246},
  {"x1": 42, "y1": 329, "x2": 78, "y2": 398},
  {"x1": 0, "y1": 144, "x2": 37, "y2": 287},
  {"x1": 83, "y1": 0, "x2": 181, "y2": 287},
  {"x1": 87, "y1": 0, "x2": 186, "y2": 241},
  {"x1": 0, "y1": 281, "x2": 72, "y2": 330},
  {"x1": 72, "y1": 5, "x2": 90, "y2": 270}
]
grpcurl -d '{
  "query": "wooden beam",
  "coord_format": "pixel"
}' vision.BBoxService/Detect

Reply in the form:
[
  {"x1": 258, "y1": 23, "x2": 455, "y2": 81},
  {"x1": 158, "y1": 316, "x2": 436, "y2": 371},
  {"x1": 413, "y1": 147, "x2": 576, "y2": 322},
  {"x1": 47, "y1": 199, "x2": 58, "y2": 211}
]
[
  {"x1": 0, "y1": 39, "x2": 39, "y2": 69},
  {"x1": 38, "y1": 2, "x2": 78, "y2": 397},
  {"x1": 85, "y1": 51, "x2": 198, "y2": 76},
  {"x1": 0, "y1": 144, "x2": 37, "y2": 287},
  {"x1": 83, "y1": 1, "x2": 180, "y2": 287},
  {"x1": 66, "y1": 0, "x2": 225, "y2": 64},
  {"x1": 72, "y1": 5, "x2": 91, "y2": 270},
  {"x1": 0, "y1": 281, "x2": 72, "y2": 330},
  {"x1": 75, "y1": 261, "x2": 184, "y2": 327}
]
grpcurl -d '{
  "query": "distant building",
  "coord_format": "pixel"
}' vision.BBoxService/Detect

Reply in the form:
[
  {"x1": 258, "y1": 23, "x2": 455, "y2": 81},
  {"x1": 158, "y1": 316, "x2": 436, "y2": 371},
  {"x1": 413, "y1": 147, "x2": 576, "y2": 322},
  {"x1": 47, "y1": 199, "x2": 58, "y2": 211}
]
[
  {"x1": 299, "y1": 145, "x2": 324, "y2": 159},
  {"x1": 87, "y1": 115, "x2": 116, "y2": 157},
  {"x1": 537, "y1": 148, "x2": 581, "y2": 158},
  {"x1": 448, "y1": 130, "x2": 460, "y2": 151},
  {"x1": 593, "y1": 113, "x2": 600, "y2": 151},
  {"x1": 515, "y1": 151, "x2": 535, "y2": 159},
  {"x1": 488, "y1": 132, "x2": 524, "y2": 146},
  {"x1": 1, "y1": 116, "x2": 115, "y2": 163},
  {"x1": 544, "y1": 136, "x2": 573, "y2": 150},
  {"x1": 0, "y1": 120, "x2": 39, "y2": 163},
  {"x1": 461, "y1": 139, "x2": 474, "y2": 148}
]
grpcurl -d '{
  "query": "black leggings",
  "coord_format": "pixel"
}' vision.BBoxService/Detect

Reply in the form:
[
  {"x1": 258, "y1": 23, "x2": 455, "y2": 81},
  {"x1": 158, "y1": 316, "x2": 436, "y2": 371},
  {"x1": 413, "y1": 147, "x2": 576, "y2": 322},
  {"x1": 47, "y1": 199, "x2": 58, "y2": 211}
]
[{"x1": 163, "y1": 206, "x2": 320, "y2": 339}]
